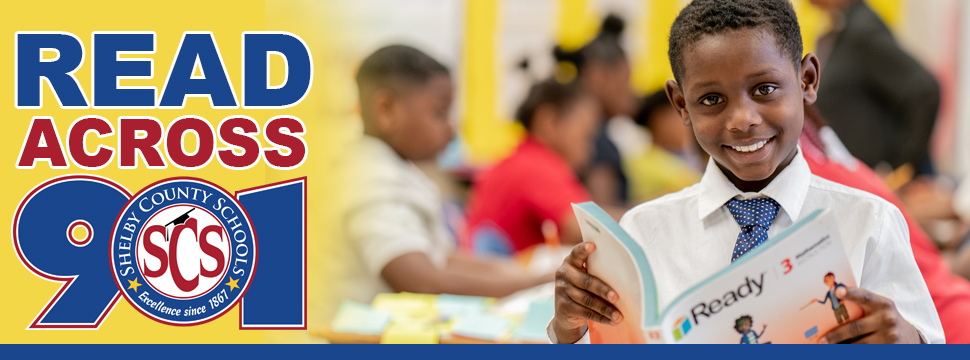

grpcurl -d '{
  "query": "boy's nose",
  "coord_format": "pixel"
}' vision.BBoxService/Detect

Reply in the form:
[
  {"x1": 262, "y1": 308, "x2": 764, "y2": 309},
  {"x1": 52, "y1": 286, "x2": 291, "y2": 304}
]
[{"x1": 725, "y1": 101, "x2": 762, "y2": 132}]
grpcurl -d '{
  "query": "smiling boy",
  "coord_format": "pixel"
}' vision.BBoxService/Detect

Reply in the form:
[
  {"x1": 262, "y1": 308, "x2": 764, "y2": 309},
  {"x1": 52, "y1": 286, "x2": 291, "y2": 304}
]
[{"x1": 549, "y1": 0, "x2": 944, "y2": 344}]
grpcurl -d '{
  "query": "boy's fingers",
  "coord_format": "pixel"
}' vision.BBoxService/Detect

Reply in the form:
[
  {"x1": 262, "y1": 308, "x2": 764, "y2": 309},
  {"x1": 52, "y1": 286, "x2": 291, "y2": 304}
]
[
  {"x1": 849, "y1": 334, "x2": 879, "y2": 344},
  {"x1": 565, "y1": 242, "x2": 594, "y2": 269},
  {"x1": 562, "y1": 297, "x2": 615, "y2": 325},
  {"x1": 821, "y1": 316, "x2": 881, "y2": 344},
  {"x1": 559, "y1": 263, "x2": 618, "y2": 303},
  {"x1": 564, "y1": 286, "x2": 622, "y2": 324},
  {"x1": 841, "y1": 288, "x2": 891, "y2": 312}
]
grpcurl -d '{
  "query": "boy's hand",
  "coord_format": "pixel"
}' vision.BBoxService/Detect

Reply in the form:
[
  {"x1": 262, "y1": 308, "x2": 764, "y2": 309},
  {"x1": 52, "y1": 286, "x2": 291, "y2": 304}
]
[
  {"x1": 820, "y1": 288, "x2": 921, "y2": 344},
  {"x1": 552, "y1": 242, "x2": 621, "y2": 344}
]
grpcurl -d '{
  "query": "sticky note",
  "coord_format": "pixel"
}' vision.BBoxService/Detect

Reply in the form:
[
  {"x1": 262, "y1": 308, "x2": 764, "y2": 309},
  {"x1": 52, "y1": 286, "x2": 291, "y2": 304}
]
[
  {"x1": 381, "y1": 322, "x2": 438, "y2": 344},
  {"x1": 329, "y1": 299, "x2": 392, "y2": 336},
  {"x1": 435, "y1": 294, "x2": 489, "y2": 320},
  {"x1": 451, "y1": 312, "x2": 514, "y2": 342},
  {"x1": 510, "y1": 299, "x2": 555, "y2": 342}
]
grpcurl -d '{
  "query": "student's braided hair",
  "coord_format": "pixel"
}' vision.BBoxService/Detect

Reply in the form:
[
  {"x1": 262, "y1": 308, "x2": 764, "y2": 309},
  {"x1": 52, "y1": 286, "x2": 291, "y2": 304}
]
[
  {"x1": 668, "y1": 0, "x2": 803, "y2": 85},
  {"x1": 552, "y1": 13, "x2": 627, "y2": 82}
]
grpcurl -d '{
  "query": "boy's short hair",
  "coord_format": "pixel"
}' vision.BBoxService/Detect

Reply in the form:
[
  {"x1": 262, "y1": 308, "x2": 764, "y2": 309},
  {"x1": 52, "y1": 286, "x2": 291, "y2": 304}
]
[
  {"x1": 356, "y1": 45, "x2": 449, "y2": 116},
  {"x1": 668, "y1": 0, "x2": 803, "y2": 85}
]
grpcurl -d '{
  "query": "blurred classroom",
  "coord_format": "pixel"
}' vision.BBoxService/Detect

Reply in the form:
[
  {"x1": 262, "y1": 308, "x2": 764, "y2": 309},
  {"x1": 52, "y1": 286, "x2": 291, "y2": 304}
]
[{"x1": 295, "y1": 0, "x2": 970, "y2": 344}]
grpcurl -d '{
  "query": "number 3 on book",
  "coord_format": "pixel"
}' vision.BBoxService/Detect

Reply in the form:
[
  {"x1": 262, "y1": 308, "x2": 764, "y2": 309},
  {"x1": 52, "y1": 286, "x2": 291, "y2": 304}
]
[{"x1": 781, "y1": 258, "x2": 793, "y2": 275}]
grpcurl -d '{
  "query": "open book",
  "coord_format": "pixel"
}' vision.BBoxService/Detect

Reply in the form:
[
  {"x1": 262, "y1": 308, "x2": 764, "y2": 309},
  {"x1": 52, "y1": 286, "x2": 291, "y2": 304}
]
[{"x1": 573, "y1": 202, "x2": 862, "y2": 344}]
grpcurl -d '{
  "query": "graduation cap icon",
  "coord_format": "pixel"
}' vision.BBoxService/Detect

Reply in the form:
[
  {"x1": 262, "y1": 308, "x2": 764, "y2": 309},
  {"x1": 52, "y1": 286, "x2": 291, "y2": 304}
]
[{"x1": 162, "y1": 208, "x2": 194, "y2": 241}]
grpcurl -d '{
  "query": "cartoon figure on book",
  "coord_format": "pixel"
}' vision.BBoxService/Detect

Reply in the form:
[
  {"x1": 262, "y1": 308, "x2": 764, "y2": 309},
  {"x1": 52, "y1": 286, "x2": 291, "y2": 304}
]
[
  {"x1": 549, "y1": 0, "x2": 944, "y2": 344},
  {"x1": 810, "y1": 272, "x2": 849, "y2": 324},
  {"x1": 735, "y1": 315, "x2": 769, "y2": 344}
]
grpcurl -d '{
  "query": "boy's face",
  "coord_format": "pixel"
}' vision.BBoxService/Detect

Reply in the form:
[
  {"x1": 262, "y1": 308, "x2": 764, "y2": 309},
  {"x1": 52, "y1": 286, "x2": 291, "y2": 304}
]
[
  {"x1": 824, "y1": 275, "x2": 835, "y2": 288},
  {"x1": 740, "y1": 319, "x2": 752, "y2": 332},
  {"x1": 648, "y1": 106, "x2": 694, "y2": 154},
  {"x1": 665, "y1": 28, "x2": 819, "y2": 186},
  {"x1": 584, "y1": 59, "x2": 637, "y2": 118},
  {"x1": 548, "y1": 96, "x2": 601, "y2": 172},
  {"x1": 380, "y1": 74, "x2": 455, "y2": 161}
]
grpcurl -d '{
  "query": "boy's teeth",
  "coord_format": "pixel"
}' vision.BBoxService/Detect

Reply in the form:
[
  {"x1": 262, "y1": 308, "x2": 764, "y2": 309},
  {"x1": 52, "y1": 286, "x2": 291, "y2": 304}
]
[{"x1": 731, "y1": 139, "x2": 767, "y2": 153}]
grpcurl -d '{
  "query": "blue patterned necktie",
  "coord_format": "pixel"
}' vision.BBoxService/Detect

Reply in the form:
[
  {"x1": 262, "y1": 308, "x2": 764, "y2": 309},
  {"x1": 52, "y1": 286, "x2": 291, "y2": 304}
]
[{"x1": 725, "y1": 197, "x2": 780, "y2": 262}]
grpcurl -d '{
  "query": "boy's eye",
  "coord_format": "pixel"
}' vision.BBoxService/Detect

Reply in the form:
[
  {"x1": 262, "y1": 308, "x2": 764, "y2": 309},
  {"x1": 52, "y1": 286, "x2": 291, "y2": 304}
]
[
  {"x1": 700, "y1": 95, "x2": 723, "y2": 106},
  {"x1": 754, "y1": 85, "x2": 776, "y2": 96}
]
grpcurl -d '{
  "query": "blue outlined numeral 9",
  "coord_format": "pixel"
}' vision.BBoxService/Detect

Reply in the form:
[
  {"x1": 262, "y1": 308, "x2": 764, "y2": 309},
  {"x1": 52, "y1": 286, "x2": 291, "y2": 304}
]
[{"x1": 13, "y1": 175, "x2": 131, "y2": 329}]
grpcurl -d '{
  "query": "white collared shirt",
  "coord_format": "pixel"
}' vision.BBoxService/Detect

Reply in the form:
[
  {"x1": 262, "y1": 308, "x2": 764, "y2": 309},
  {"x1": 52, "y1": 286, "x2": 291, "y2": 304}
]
[{"x1": 548, "y1": 148, "x2": 944, "y2": 343}]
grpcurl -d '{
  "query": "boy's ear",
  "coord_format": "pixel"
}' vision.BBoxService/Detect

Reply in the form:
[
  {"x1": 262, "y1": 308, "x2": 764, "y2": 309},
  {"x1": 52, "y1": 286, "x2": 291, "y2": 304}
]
[
  {"x1": 372, "y1": 89, "x2": 397, "y2": 132},
  {"x1": 800, "y1": 53, "x2": 821, "y2": 105},
  {"x1": 665, "y1": 79, "x2": 691, "y2": 127}
]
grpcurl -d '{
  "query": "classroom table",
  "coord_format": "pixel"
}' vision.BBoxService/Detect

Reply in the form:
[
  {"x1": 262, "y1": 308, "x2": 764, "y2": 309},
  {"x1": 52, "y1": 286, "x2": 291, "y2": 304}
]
[
  {"x1": 312, "y1": 326, "x2": 544, "y2": 344},
  {"x1": 314, "y1": 245, "x2": 562, "y2": 344}
]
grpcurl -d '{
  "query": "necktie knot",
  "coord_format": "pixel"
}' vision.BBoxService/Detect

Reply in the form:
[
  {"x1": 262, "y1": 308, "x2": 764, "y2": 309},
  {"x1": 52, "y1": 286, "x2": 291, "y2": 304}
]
[
  {"x1": 726, "y1": 197, "x2": 779, "y2": 228},
  {"x1": 725, "y1": 197, "x2": 780, "y2": 262}
]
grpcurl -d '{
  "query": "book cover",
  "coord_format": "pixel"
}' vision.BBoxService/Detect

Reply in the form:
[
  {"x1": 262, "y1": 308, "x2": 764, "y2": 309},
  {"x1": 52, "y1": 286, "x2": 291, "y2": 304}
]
[{"x1": 573, "y1": 202, "x2": 863, "y2": 344}]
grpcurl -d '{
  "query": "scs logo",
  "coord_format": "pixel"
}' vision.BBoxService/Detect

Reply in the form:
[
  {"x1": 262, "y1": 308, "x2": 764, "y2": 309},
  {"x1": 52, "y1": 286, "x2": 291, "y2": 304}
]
[
  {"x1": 112, "y1": 179, "x2": 255, "y2": 325},
  {"x1": 13, "y1": 175, "x2": 306, "y2": 329}
]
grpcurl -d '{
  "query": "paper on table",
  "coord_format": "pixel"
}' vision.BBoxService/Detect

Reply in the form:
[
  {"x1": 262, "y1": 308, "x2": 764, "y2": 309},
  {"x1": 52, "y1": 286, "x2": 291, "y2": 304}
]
[
  {"x1": 381, "y1": 321, "x2": 438, "y2": 344},
  {"x1": 451, "y1": 312, "x2": 515, "y2": 342},
  {"x1": 372, "y1": 292, "x2": 437, "y2": 323},
  {"x1": 329, "y1": 299, "x2": 393, "y2": 335},
  {"x1": 435, "y1": 294, "x2": 489, "y2": 321},
  {"x1": 510, "y1": 299, "x2": 556, "y2": 342}
]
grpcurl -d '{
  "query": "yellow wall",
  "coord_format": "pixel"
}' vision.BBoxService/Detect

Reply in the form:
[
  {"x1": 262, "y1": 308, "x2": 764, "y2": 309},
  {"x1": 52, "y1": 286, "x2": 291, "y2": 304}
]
[{"x1": 462, "y1": 0, "x2": 523, "y2": 165}]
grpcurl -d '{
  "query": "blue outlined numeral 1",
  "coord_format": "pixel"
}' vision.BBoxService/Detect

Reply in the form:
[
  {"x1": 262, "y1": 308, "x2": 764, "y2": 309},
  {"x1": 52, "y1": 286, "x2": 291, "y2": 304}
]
[
  {"x1": 236, "y1": 178, "x2": 307, "y2": 329},
  {"x1": 13, "y1": 175, "x2": 131, "y2": 329}
]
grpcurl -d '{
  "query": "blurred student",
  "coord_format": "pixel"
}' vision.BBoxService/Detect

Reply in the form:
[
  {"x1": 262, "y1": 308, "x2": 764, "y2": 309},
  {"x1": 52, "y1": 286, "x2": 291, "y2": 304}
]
[
  {"x1": 635, "y1": 90, "x2": 704, "y2": 168},
  {"x1": 801, "y1": 104, "x2": 970, "y2": 343},
  {"x1": 811, "y1": 0, "x2": 940, "y2": 175},
  {"x1": 466, "y1": 78, "x2": 610, "y2": 256},
  {"x1": 555, "y1": 14, "x2": 639, "y2": 208},
  {"x1": 625, "y1": 90, "x2": 703, "y2": 202},
  {"x1": 549, "y1": 0, "x2": 943, "y2": 344},
  {"x1": 319, "y1": 45, "x2": 550, "y2": 324}
]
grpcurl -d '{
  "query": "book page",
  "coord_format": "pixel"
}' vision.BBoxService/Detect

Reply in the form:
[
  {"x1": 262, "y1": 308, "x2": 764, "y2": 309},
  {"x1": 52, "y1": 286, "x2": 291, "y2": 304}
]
[{"x1": 573, "y1": 203, "x2": 662, "y2": 344}]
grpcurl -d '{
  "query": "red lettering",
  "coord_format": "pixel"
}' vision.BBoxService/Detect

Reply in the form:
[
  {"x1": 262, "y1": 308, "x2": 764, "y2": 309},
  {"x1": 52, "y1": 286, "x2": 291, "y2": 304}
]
[
  {"x1": 198, "y1": 225, "x2": 225, "y2": 278},
  {"x1": 169, "y1": 218, "x2": 200, "y2": 292},
  {"x1": 141, "y1": 225, "x2": 168, "y2": 278},
  {"x1": 166, "y1": 116, "x2": 215, "y2": 170},
  {"x1": 118, "y1": 117, "x2": 166, "y2": 168},
  {"x1": 217, "y1": 116, "x2": 261, "y2": 169},
  {"x1": 262, "y1": 116, "x2": 306, "y2": 170},
  {"x1": 17, "y1": 117, "x2": 68, "y2": 169},
  {"x1": 67, "y1": 116, "x2": 114, "y2": 169}
]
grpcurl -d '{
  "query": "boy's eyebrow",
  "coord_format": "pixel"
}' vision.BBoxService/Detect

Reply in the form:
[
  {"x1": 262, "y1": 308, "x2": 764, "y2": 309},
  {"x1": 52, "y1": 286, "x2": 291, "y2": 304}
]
[{"x1": 747, "y1": 68, "x2": 782, "y2": 78}]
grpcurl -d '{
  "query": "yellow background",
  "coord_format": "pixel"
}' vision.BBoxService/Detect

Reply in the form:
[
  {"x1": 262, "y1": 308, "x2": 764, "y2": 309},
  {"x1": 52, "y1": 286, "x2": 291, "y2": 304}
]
[{"x1": 0, "y1": 0, "x2": 339, "y2": 343}]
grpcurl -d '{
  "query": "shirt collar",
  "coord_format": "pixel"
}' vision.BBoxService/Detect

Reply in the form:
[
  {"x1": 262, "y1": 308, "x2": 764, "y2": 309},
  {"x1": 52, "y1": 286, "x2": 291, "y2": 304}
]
[{"x1": 697, "y1": 146, "x2": 810, "y2": 222}]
